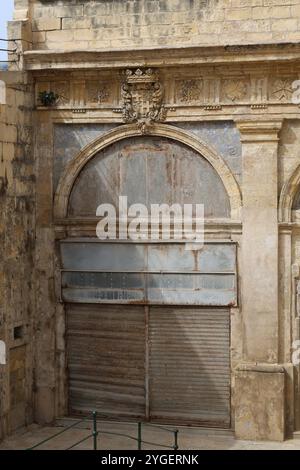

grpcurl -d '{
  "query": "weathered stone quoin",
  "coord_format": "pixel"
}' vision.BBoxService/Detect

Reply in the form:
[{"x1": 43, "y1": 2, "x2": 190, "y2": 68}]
[{"x1": 3, "y1": 0, "x2": 300, "y2": 442}]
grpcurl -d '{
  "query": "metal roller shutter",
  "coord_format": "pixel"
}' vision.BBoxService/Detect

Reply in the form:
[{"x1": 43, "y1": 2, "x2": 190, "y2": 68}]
[
  {"x1": 149, "y1": 307, "x2": 231, "y2": 427},
  {"x1": 67, "y1": 304, "x2": 146, "y2": 420}
]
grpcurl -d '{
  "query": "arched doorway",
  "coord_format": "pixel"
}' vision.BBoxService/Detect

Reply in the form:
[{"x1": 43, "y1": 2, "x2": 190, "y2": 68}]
[{"x1": 56, "y1": 125, "x2": 241, "y2": 427}]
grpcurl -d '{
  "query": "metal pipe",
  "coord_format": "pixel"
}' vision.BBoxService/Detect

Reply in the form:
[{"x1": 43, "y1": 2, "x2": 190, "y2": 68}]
[
  {"x1": 137, "y1": 422, "x2": 142, "y2": 450},
  {"x1": 173, "y1": 430, "x2": 179, "y2": 450},
  {"x1": 92, "y1": 411, "x2": 98, "y2": 450}
]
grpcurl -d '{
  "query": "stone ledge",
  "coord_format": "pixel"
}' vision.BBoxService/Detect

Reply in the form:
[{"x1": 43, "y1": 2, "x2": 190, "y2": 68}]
[{"x1": 236, "y1": 363, "x2": 285, "y2": 373}]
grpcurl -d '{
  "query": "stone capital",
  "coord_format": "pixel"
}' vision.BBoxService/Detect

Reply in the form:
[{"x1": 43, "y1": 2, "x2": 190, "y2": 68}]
[{"x1": 236, "y1": 119, "x2": 283, "y2": 143}]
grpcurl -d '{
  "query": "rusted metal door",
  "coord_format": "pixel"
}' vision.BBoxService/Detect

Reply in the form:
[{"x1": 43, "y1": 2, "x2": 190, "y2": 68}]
[
  {"x1": 149, "y1": 307, "x2": 231, "y2": 427},
  {"x1": 67, "y1": 304, "x2": 146, "y2": 420},
  {"x1": 66, "y1": 303, "x2": 230, "y2": 427},
  {"x1": 63, "y1": 241, "x2": 234, "y2": 426}
]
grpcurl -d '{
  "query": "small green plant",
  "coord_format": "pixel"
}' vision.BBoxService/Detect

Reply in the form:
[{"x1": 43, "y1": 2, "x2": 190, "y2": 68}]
[{"x1": 39, "y1": 90, "x2": 58, "y2": 107}]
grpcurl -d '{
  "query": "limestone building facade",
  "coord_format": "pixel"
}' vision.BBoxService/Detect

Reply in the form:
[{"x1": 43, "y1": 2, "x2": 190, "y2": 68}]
[{"x1": 2, "y1": 0, "x2": 300, "y2": 442}]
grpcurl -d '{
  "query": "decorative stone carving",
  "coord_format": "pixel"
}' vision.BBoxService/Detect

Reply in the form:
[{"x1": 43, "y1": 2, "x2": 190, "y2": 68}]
[
  {"x1": 177, "y1": 79, "x2": 203, "y2": 103},
  {"x1": 251, "y1": 104, "x2": 268, "y2": 110},
  {"x1": 222, "y1": 79, "x2": 248, "y2": 102},
  {"x1": 203, "y1": 78, "x2": 221, "y2": 105},
  {"x1": 251, "y1": 77, "x2": 267, "y2": 103},
  {"x1": 270, "y1": 78, "x2": 293, "y2": 102},
  {"x1": 204, "y1": 105, "x2": 222, "y2": 111},
  {"x1": 34, "y1": 70, "x2": 300, "y2": 111},
  {"x1": 70, "y1": 81, "x2": 85, "y2": 108},
  {"x1": 121, "y1": 82, "x2": 137, "y2": 123},
  {"x1": 120, "y1": 68, "x2": 166, "y2": 133},
  {"x1": 87, "y1": 81, "x2": 111, "y2": 105},
  {"x1": 52, "y1": 81, "x2": 70, "y2": 106}
]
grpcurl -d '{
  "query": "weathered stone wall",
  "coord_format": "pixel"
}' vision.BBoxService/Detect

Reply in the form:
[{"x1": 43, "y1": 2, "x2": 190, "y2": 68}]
[
  {"x1": 0, "y1": 72, "x2": 35, "y2": 439},
  {"x1": 2, "y1": 0, "x2": 300, "y2": 442},
  {"x1": 12, "y1": 0, "x2": 300, "y2": 50}
]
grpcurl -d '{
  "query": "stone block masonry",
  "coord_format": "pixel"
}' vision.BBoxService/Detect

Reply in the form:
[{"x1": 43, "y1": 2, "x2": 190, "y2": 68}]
[
  {"x1": 12, "y1": 0, "x2": 300, "y2": 50},
  {"x1": 0, "y1": 72, "x2": 35, "y2": 439}
]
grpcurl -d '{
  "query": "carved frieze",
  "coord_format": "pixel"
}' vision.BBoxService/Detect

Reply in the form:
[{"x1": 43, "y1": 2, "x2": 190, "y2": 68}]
[
  {"x1": 174, "y1": 76, "x2": 251, "y2": 106},
  {"x1": 34, "y1": 68, "x2": 300, "y2": 113}
]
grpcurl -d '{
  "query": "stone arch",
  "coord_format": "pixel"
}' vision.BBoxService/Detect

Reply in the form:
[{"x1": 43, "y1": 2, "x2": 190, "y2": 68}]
[
  {"x1": 279, "y1": 162, "x2": 300, "y2": 223},
  {"x1": 54, "y1": 123, "x2": 242, "y2": 220}
]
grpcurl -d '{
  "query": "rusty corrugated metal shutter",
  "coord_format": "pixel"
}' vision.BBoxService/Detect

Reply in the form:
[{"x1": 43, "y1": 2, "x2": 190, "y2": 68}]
[
  {"x1": 67, "y1": 304, "x2": 146, "y2": 420},
  {"x1": 149, "y1": 307, "x2": 231, "y2": 427}
]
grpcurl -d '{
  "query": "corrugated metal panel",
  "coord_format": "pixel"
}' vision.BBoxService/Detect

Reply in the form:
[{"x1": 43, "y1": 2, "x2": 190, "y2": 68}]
[
  {"x1": 149, "y1": 307, "x2": 231, "y2": 427},
  {"x1": 60, "y1": 241, "x2": 236, "y2": 273},
  {"x1": 67, "y1": 304, "x2": 146, "y2": 420},
  {"x1": 60, "y1": 242, "x2": 237, "y2": 306}
]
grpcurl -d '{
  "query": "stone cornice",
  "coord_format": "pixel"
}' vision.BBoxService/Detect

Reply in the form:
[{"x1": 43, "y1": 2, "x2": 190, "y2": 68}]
[{"x1": 24, "y1": 42, "x2": 300, "y2": 71}]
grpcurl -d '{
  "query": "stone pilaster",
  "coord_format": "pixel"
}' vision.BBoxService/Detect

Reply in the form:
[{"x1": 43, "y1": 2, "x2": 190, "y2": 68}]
[
  {"x1": 237, "y1": 119, "x2": 282, "y2": 364},
  {"x1": 234, "y1": 119, "x2": 284, "y2": 441}
]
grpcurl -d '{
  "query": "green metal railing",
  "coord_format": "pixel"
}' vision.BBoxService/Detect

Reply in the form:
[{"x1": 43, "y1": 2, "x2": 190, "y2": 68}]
[{"x1": 26, "y1": 411, "x2": 179, "y2": 451}]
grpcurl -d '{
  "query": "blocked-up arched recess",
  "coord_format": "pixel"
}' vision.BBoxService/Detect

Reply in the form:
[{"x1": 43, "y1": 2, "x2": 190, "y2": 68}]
[
  {"x1": 68, "y1": 135, "x2": 230, "y2": 219},
  {"x1": 54, "y1": 124, "x2": 242, "y2": 220},
  {"x1": 292, "y1": 189, "x2": 300, "y2": 211}
]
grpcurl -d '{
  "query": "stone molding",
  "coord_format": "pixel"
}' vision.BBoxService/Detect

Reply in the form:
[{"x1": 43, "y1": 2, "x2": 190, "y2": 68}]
[
  {"x1": 24, "y1": 43, "x2": 300, "y2": 70},
  {"x1": 236, "y1": 119, "x2": 283, "y2": 142},
  {"x1": 280, "y1": 162, "x2": 300, "y2": 223},
  {"x1": 235, "y1": 363, "x2": 285, "y2": 373}
]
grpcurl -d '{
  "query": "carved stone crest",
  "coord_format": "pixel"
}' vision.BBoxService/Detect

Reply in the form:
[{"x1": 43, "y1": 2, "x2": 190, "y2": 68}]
[{"x1": 120, "y1": 68, "x2": 166, "y2": 133}]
